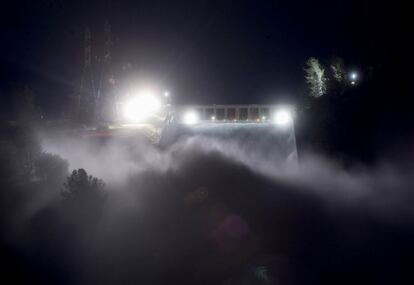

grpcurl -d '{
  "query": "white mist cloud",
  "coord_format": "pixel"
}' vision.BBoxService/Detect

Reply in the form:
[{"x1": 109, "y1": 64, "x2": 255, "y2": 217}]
[{"x1": 39, "y1": 129, "x2": 414, "y2": 220}]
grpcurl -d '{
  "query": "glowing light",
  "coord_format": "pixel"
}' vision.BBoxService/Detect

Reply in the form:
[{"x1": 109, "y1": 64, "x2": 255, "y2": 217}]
[
  {"x1": 123, "y1": 90, "x2": 161, "y2": 122},
  {"x1": 183, "y1": 110, "x2": 199, "y2": 125},
  {"x1": 350, "y1": 72, "x2": 358, "y2": 81},
  {"x1": 273, "y1": 109, "x2": 292, "y2": 126}
]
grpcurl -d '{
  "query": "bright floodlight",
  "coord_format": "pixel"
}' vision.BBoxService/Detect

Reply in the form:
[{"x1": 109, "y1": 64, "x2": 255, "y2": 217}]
[
  {"x1": 273, "y1": 109, "x2": 292, "y2": 126},
  {"x1": 350, "y1": 72, "x2": 358, "y2": 80},
  {"x1": 183, "y1": 110, "x2": 199, "y2": 125},
  {"x1": 123, "y1": 90, "x2": 161, "y2": 122}
]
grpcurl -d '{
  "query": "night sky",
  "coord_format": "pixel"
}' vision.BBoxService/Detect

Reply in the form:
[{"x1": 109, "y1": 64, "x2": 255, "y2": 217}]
[{"x1": 1, "y1": 0, "x2": 403, "y2": 107}]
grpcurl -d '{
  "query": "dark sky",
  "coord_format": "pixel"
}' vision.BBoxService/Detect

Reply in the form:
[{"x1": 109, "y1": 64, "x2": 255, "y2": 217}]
[{"x1": 0, "y1": 0, "x2": 403, "y2": 110}]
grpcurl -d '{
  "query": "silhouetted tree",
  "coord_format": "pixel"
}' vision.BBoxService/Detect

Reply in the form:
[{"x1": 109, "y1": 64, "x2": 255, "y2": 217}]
[
  {"x1": 61, "y1": 169, "x2": 106, "y2": 218},
  {"x1": 328, "y1": 56, "x2": 348, "y2": 98},
  {"x1": 330, "y1": 56, "x2": 345, "y2": 83}
]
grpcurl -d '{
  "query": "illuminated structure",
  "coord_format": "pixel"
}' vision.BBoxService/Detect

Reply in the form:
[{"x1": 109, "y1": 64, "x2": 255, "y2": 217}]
[
  {"x1": 74, "y1": 26, "x2": 297, "y2": 165},
  {"x1": 172, "y1": 104, "x2": 294, "y2": 125},
  {"x1": 162, "y1": 103, "x2": 298, "y2": 165},
  {"x1": 81, "y1": 86, "x2": 298, "y2": 165}
]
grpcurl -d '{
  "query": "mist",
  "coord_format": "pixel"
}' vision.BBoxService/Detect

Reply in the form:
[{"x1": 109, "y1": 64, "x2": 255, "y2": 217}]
[
  {"x1": 1, "y1": 128, "x2": 413, "y2": 285},
  {"x1": 41, "y1": 130, "x2": 414, "y2": 219}
]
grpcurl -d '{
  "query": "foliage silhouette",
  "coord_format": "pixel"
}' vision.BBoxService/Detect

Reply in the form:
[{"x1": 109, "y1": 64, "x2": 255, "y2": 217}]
[{"x1": 61, "y1": 169, "x2": 106, "y2": 219}]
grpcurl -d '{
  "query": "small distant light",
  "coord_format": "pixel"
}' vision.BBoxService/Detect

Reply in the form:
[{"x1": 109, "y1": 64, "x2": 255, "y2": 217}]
[{"x1": 350, "y1": 72, "x2": 358, "y2": 80}]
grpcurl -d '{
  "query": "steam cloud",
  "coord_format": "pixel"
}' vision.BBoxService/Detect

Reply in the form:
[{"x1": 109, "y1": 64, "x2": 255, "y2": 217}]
[
  {"x1": 41, "y1": 130, "x2": 414, "y2": 220},
  {"x1": 1, "y1": 128, "x2": 413, "y2": 284}
]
